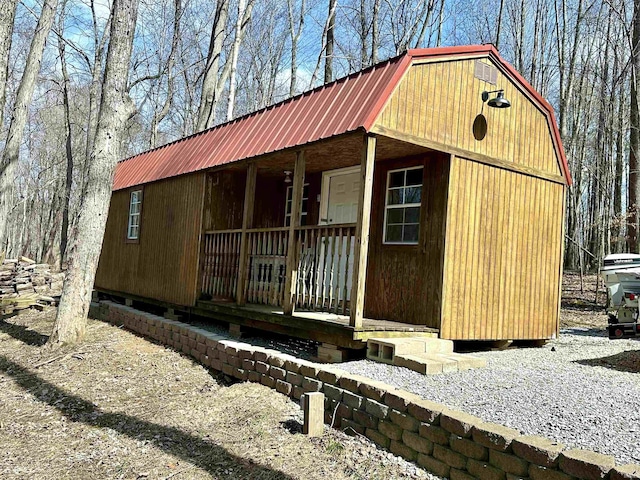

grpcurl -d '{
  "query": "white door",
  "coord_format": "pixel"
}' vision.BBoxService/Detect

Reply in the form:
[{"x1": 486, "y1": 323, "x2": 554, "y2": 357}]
[
  {"x1": 317, "y1": 169, "x2": 361, "y2": 307},
  {"x1": 326, "y1": 171, "x2": 360, "y2": 224}
]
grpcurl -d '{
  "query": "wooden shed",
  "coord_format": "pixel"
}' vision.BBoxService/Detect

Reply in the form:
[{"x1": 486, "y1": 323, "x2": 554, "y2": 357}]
[{"x1": 95, "y1": 45, "x2": 570, "y2": 351}]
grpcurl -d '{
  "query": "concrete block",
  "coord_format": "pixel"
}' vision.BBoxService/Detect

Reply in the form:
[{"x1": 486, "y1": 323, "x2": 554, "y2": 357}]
[
  {"x1": 261, "y1": 375, "x2": 276, "y2": 388},
  {"x1": 529, "y1": 464, "x2": 576, "y2": 480},
  {"x1": 255, "y1": 361, "x2": 270, "y2": 374},
  {"x1": 390, "y1": 440, "x2": 418, "y2": 461},
  {"x1": 242, "y1": 359, "x2": 255, "y2": 371},
  {"x1": 408, "y1": 398, "x2": 444, "y2": 424},
  {"x1": 559, "y1": 449, "x2": 615, "y2": 480},
  {"x1": 286, "y1": 371, "x2": 303, "y2": 386},
  {"x1": 394, "y1": 354, "x2": 443, "y2": 375},
  {"x1": 440, "y1": 409, "x2": 480, "y2": 438},
  {"x1": 403, "y1": 430, "x2": 433, "y2": 455},
  {"x1": 489, "y1": 449, "x2": 529, "y2": 476},
  {"x1": 385, "y1": 389, "x2": 423, "y2": 413},
  {"x1": 323, "y1": 384, "x2": 344, "y2": 401},
  {"x1": 450, "y1": 434, "x2": 489, "y2": 460},
  {"x1": 292, "y1": 385, "x2": 305, "y2": 400},
  {"x1": 612, "y1": 465, "x2": 640, "y2": 480},
  {"x1": 341, "y1": 418, "x2": 365, "y2": 435},
  {"x1": 247, "y1": 371, "x2": 261, "y2": 383},
  {"x1": 512, "y1": 435, "x2": 564, "y2": 468},
  {"x1": 222, "y1": 363, "x2": 234, "y2": 377},
  {"x1": 353, "y1": 409, "x2": 378, "y2": 429},
  {"x1": 417, "y1": 453, "x2": 451, "y2": 478},
  {"x1": 433, "y1": 444, "x2": 468, "y2": 470},
  {"x1": 302, "y1": 392, "x2": 324, "y2": 437},
  {"x1": 275, "y1": 379, "x2": 293, "y2": 396},
  {"x1": 302, "y1": 377, "x2": 322, "y2": 392},
  {"x1": 342, "y1": 390, "x2": 364, "y2": 409},
  {"x1": 364, "y1": 398, "x2": 389, "y2": 420},
  {"x1": 365, "y1": 428, "x2": 390, "y2": 449},
  {"x1": 378, "y1": 420, "x2": 403, "y2": 440},
  {"x1": 473, "y1": 422, "x2": 521, "y2": 452},
  {"x1": 467, "y1": 458, "x2": 507, "y2": 480},
  {"x1": 420, "y1": 423, "x2": 450, "y2": 445},
  {"x1": 317, "y1": 368, "x2": 345, "y2": 385},
  {"x1": 389, "y1": 409, "x2": 420, "y2": 432},
  {"x1": 359, "y1": 380, "x2": 388, "y2": 402},
  {"x1": 450, "y1": 468, "x2": 478, "y2": 480},
  {"x1": 270, "y1": 366, "x2": 286, "y2": 381},
  {"x1": 339, "y1": 374, "x2": 368, "y2": 394}
]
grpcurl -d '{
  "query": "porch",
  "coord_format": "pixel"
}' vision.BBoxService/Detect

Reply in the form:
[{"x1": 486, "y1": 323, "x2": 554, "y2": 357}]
[{"x1": 195, "y1": 131, "x2": 448, "y2": 347}]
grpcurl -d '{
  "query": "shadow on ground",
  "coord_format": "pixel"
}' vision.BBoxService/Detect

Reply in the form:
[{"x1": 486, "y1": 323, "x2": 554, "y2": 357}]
[
  {"x1": 575, "y1": 350, "x2": 640, "y2": 373},
  {"x1": 0, "y1": 316, "x2": 48, "y2": 346},
  {"x1": 0, "y1": 318, "x2": 296, "y2": 479},
  {"x1": 561, "y1": 327, "x2": 608, "y2": 338}
]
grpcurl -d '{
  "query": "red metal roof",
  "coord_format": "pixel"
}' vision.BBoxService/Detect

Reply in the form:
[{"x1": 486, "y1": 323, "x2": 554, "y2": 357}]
[{"x1": 113, "y1": 45, "x2": 570, "y2": 190}]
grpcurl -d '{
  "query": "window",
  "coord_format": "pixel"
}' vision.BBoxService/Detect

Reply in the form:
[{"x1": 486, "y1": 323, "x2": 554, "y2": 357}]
[
  {"x1": 127, "y1": 190, "x2": 143, "y2": 240},
  {"x1": 384, "y1": 166, "x2": 423, "y2": 244},
  {"x1": 285, "y1": 184, "x2": 309, "y2": 227}
]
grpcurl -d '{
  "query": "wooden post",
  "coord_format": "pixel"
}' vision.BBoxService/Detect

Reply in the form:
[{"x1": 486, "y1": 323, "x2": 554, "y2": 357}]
[
  {"x1": 350, "y1": 134, "x2": 376, "y2": 328},
  {"x1": 302, "y1": 392, "x2": 325, "y2": 436},
  {"x1": 283, "y1": 151, "x2": 306, "y2": 315},
  {"x1": 236, "y1": 162, "x2": 257, "y2": 305}
]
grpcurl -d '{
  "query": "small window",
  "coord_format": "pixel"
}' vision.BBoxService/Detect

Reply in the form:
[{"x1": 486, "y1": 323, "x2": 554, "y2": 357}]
[
  {"x1": 384, "y1": 167, "x2": 423, "y2": 244},
  {"x1": 127, "y1": 190, "x2": 143, "y2": 240},
  {"x1": 285, "y1": 184, "x2": 309, "y2": 227}
]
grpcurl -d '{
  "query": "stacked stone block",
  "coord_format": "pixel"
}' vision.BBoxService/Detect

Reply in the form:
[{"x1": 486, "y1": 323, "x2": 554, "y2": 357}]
[{"x1": 94, "y1": 300, "x2": 640, "y2": 480}]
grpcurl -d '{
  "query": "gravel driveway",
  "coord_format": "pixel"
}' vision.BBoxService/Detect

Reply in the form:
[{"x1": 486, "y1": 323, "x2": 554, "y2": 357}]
[{"x1": 341, "y1": 328, "x2": 640, "y2": 465}]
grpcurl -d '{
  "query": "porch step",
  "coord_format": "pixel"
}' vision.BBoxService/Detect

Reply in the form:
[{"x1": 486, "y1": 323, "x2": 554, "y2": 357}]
[
  {"x1": 393, "y1": 352, "x2": 487, "y2": 375},
  {"x1": 366, "y1": 337, "x2": 454, "y2": 364}
]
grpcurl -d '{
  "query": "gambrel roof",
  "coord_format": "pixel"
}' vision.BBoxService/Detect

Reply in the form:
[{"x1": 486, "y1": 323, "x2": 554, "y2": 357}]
[{"x1": 113, "y1": 44, "x2": 570, "y2": 191}]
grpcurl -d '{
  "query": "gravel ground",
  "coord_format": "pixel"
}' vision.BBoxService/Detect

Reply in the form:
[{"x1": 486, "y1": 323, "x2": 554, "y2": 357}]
[{"x1": 341, "y1": 329, "x2": 640, "y2": 465}]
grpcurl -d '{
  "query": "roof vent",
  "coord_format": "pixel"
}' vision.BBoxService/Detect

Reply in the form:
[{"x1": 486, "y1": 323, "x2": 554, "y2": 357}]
[{"x1": 475, "y1": 60, "x2": 497, "y2": 85}]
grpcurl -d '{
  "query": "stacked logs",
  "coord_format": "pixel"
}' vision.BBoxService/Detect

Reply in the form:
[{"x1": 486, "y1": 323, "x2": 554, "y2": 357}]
[{"x1": 0, "y1": 254, "x2": 64, "y2": 314}]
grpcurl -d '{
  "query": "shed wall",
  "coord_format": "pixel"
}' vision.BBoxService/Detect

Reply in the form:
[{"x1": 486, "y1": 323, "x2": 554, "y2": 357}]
[
  {"x1": 95, "y1": 173, "x2": 206, "y2": 306},
  {"x1": 364, "y1": 153, "x2": 450, "y2": 326},
  {"x1": 440, "y1": 157, "x2": 565, "y2": 340},
  {"x1": 375, "y1": 58, "x2": 562, "y2": 178}
]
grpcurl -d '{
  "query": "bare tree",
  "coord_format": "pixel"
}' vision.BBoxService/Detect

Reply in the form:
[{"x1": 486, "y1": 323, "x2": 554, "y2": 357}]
[
  {"x1": 0, "y1": 0, "x2": 59, "y2": 254},
  {"x1": 48, "y1": 0, "x2": 140, "y2": 346},
  {"x1": 287, "y1": 0, "x2": 305, "y2": 96},
  {"x1": 629, "y1": 0, "x2": 640, "y2": 253},
  {"x1": 0, "y1": 0, "x2": 18, "y2": 127},
  {"x1": 226, "y1": 0, "x2": 255, "y2": 121}
]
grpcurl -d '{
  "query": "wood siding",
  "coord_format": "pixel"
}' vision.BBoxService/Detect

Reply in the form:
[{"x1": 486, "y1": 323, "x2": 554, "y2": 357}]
[
  {"x1": 375, "y1": 58, "x2": 562, "y2": 178},
  {"x1": 364, "y1": 153, "x2": 450, "y2": 326},
  {"x1": 440, "y1": 157, "x2": 565, "y2": 340},
  {"x1": 95, "y1": 173, "x2": 206, "y2": 306}
]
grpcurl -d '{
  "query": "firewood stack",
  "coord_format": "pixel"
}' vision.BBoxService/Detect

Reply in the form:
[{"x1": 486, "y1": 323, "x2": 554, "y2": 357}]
[{"x1": 0, "y1": 253, "x2": 64, "y2": 314}]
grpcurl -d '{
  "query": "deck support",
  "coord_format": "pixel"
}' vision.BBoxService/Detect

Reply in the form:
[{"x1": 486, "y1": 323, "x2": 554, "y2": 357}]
[
  {"x1": 350, "y1": 134, "x2": 376, "y2": 328},
  {"x1": 236, "y1": 162, "x2": 257, "y2": 305},
  {"x1": 283, "y1": 151, "x2": 306, "y2": 315}
]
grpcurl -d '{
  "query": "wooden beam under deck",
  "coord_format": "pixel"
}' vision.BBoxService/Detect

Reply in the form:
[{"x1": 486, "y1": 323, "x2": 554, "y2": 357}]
[{"x1": 95, "y1": 287, "x2": 437, "y2": 350}]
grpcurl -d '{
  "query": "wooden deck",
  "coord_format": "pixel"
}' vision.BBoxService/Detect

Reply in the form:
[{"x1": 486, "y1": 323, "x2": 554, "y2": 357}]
[{"x1": 193, "y1": 300, "x2": 438, "y2": 350}]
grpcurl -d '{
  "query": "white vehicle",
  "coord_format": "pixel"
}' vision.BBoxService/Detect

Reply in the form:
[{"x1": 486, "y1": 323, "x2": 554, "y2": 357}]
[{"x1": 600, "y1": 253, "x2": 640, "y2": 338}]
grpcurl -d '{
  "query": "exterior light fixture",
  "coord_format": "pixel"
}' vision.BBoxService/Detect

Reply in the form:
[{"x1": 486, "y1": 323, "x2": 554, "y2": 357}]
[
  {"x1": 482, "y1": 89, "x2": 511, "y2": 109},
  {"x1": 284, "y1": 170, "x2": 292, "y2": 183}
]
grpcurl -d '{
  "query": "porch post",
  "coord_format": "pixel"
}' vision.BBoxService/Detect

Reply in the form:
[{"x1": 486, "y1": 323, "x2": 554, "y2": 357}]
[
  {"x1": 350, "y1": 133, "x2": 376, "y2": 328},
  {"x1": 283, "y1": 150, "x2": 306, "y2": 315},
  {"x1": 236, "y1": 161, "x2": 257, "y2": 305}
]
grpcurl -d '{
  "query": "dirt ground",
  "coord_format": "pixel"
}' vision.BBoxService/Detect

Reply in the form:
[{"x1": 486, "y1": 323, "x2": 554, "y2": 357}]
[
  {"x1": 560, "y1": 271, "x2": 608, "y2": 329},
  {"x1": 0, "y1": 308, "x2": 434, "y2": 480},
  {"x1": 0, "y1": 272, "x2": 609, "y2": 480}
]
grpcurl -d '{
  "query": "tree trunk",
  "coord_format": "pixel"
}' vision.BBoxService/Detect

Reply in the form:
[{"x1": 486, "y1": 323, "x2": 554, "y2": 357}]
[
  {"x1": 58, "y1": 14, "x2": 74, "y2": 268},
  {"x1": 629, "y1": 0, "x2": 640, "y2": 253},
  {"x1": 196, "y1": 0, "x2": 230, "y2": 132},
  {"x1": 324, "y1": 0, "x2": 336, "y2": 84},
  {"x1": 150, "y1": 0, "x2": 182, "y2": 148},
  {"x1": 371, "y1": 0, "x2": 380, "y2": 63},
  {"x1": 0, "y1": 0, "x2": 17, "y2": 127},
  {"x1": 0, "y1": 0, "x2": 59, "y2": 253},
  {"x1": 48, "y1": 0, "x2": 139, "y2": 347},
  {"x1": 287, "y1": 0, "x2": 305, "y2": 96},
  {"x1": 226, "y1": 0, "x2": 253, "y2": 121}
]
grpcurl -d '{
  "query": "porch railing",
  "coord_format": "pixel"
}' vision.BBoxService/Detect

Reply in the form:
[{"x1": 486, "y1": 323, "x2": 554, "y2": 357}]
[
  {"x1": 201, "y1": 229, "x2": 242, "y2": 300},
  {"x1": 293, "y1": 224, "x2": 356, "y2": 314},
  {"x1": 201, "y1": 223, "x2": 356, "y2": 313}
]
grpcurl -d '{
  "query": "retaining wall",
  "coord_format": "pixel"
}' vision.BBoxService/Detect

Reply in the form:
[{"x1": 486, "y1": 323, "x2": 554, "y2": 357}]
[{"x1": 94, "y1": 301, "x2": 640, "y2": 480}]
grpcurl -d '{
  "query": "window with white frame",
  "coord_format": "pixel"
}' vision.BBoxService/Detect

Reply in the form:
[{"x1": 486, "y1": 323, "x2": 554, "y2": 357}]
[
  {"x1": 284, "y1": 184, "x2": 309, "y2": 227},
  {"x1": 384, "y1": 166, "x2": 423, "y2": 244},
  {"x1": 127, "y1": 190, "x2": 143, "y2": 240}
]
